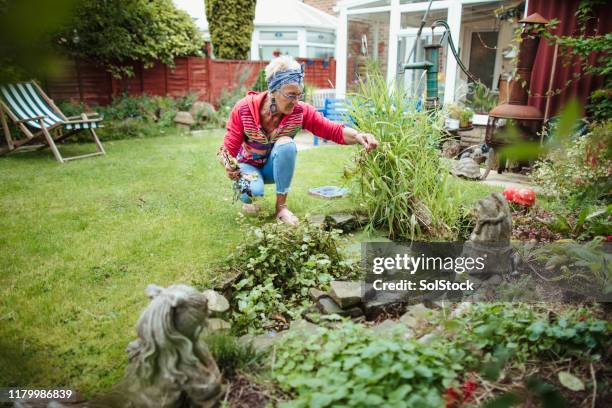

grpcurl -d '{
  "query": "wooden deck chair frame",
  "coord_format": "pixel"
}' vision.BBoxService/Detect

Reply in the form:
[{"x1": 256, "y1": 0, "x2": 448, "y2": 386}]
[{"x1": 0, "y1": 81, "x2": 105, "y2": 163}]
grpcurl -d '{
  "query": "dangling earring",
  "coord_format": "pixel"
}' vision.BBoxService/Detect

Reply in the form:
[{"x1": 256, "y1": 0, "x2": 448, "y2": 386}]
[{"x1": 269, "y1": 96, "x2": 278, "y2": 115}]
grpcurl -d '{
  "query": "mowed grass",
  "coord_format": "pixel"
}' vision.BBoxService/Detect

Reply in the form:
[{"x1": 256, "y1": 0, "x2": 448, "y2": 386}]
[{"x1": 0, "y1": 129, "x2": 499, "y2": 395}]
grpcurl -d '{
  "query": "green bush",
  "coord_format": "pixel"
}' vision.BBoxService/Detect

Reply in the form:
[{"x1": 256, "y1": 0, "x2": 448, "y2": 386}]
[
  {"x1": 344, "y1": 68, "x2": 462, "y2": 240},
  {"x1": 533, "y1": 120, "x2": 612, "y2": 208},
  {"x1": 58, "y1": 93, "x2": 187, "y2": 141},
  {"x1": 223, "y1": 222, "x2": 358, "y2": 334},
  {"x1": 58, "y1": 0, "x2": 203, "y2": 78}
]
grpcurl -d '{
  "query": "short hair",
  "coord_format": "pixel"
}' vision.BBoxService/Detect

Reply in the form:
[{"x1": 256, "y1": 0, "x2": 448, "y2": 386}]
[{"x1": 265, "y1": 56, "x2": 301, "y2": 81}]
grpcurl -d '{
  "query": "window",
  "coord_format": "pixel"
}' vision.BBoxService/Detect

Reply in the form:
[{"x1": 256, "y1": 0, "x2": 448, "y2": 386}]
[
  {"x1": 307, "y1": 46, "x2": 335, "y2": 59},
  {"x1": 259, "y1": 45, "x2": 299, "y2": 60},
  {"x1": 307, "y1": 31, "x2": 335, "y2": 44},
  {"x1": 259, "y1": 31, "x2": 298, "y2": 41}
]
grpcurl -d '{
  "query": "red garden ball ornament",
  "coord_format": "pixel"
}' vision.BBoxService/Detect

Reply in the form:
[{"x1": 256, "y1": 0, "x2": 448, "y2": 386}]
[
  {"x1": 502, "y1": 187, "x2": 535, "y2": 207},
  {"x1": 502, "y1": 186, "x2": 519, "y2": 202},
  {"x1": 514, "y1": 188, "x2": 536, "y2": 207}
]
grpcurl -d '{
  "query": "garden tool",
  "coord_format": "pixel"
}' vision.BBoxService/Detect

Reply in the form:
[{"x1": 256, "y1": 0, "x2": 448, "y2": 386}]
[{"x1": 218, "y1": 148, "x2": 258, "y2": 203}]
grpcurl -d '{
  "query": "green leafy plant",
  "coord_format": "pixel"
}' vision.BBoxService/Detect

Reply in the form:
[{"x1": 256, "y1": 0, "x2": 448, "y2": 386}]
[
  {"x1": 344, "y1": 68, "x2": 462, "y2": 240},
  {"x1": 532, "y1": 237, "x2": 612, "y2": 296},
  {"x1": 468, "y1": 82, "x2": 498, "y2": 114},
  {"x1": 224, "y1": 222, "x2": 358, "y2": 333},
  {"x1": 57, "y1": 0, "x2": 203, "y2": 78},
  {"x1": 533, "y1": 120, "x2": 612, "y2": 208},
  {"x1": 272, "y1": 303, "x2": 611, "y2": 407}
]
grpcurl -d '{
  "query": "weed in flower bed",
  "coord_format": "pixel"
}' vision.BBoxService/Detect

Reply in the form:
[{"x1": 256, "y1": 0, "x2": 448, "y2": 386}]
[
  {"x1": 220, "y1": 222, "x2": 359, "y2": 334},
  {"x1": 271, "y1": 303, "x2": 611, "y2": 407}
]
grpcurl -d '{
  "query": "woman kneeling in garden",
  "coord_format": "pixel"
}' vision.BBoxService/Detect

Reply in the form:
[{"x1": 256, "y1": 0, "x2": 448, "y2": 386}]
[{"x1": 219, "y1": 56, "x2": 378, "y2": 225}]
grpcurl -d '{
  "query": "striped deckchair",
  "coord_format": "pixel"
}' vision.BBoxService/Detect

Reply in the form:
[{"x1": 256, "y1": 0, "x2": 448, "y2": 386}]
[{"x1": 0, "y1": 81, "x2": 105, "y2": 163}]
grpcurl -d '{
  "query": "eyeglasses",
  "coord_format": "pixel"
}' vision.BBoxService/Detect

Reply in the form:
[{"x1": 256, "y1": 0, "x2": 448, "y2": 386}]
[{"x1": 278, "y1": 90, "x2": 304, "y2": 101}]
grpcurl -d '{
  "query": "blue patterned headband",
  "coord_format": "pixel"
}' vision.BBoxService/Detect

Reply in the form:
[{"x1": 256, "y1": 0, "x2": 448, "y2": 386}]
[{"x1": 267, "y1": 65, "x2": 304, "y2": 92}]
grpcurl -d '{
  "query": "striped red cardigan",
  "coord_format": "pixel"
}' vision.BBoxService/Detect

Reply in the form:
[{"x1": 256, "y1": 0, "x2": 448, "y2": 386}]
[{"x1": 222, "y1": 91, "x2": 346, "y2": 167}]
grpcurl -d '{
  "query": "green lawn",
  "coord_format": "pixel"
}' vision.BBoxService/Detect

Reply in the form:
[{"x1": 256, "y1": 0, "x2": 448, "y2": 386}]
[{"x1": 0, "y1": 129, "x2": 499, "y2": 395}]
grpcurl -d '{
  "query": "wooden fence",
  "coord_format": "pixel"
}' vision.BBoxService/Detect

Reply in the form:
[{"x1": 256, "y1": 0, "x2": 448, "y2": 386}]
[{"x1": 44, "y1": 57, "x2": 337, "y2": 107}]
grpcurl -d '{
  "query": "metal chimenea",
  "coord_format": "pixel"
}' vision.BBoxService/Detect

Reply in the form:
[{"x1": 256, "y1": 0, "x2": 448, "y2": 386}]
[{"x1": 483, "y1": 13, "x2": 549, "y2": 179}]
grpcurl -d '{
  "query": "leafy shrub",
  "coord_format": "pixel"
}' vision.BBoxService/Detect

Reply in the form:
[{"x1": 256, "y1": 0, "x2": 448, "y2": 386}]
[
  {"x1": 273, "y1": 303, "x2": 611, "y2": 407},
  {"x1": 467, "y1": 81, "x2": 498, "y2": 114},
  {"x1": 175, "y1": 91, "x2": 198, "y2": 112},
  {"x1": 224, "y1": 222, "x2": 358, "y2": 334},
  {"x1": 344, "y1": 68, "x2": 462, "y2": 240},
  {"x1": 58, "y1": 0, "x2": 204, "y2": 78},
  {"x1": 533, "y1": 120, "x2": 612, "y2": 208},
  {"x1": 58, "y1": 93, "x2": 191, "y2": 141},
  {"x1": 587, "y1": 89, "x2": 612, "y2": 123}
]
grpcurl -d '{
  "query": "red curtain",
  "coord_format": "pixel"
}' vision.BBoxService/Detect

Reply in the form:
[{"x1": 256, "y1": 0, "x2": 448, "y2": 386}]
[{"x1": 527, "y1": 0, "x2": 611, "y2": 117}]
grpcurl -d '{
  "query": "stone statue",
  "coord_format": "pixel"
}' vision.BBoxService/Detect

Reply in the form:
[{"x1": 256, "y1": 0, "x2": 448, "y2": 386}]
[
  {"x1": 461, "y1": 192, "x2": 514, "y2": 282},
  {"x1": 91, "y1": 284, "x2": 223, "y2": 408},
  {"x1": 14, "y1": 284, "x2": 223, "y2": 408}
]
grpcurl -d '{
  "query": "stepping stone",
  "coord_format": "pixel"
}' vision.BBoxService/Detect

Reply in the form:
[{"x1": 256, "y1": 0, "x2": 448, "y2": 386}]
[
  {"x1": 363, "y1": 290, "x2": 406, "y2": 320},
  {"x1": 309, "y1": 287, "x2": 327, "y2": 301},
  {"x1": 328, "y1": 213, "x2": 358, "y2": 232},
  {"x1": 317, "y1": 297, "x2": 362, "y2": 318},
  {"x1": 202, "y1": 289, "x2": 230, "y2": 315},
  {"x1": 329, "y1": 281, "x2": 362, "y2": 309},
  {"x1": 306, "y1": 214, "x2": 327, "y2": 228},
  {"x1": 207, "y1": 318, "x2": 231, "y2": 332}
]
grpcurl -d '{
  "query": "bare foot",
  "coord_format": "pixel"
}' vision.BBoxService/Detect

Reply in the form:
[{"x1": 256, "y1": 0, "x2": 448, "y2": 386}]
[{"x1": 276, "y1": 206, "x2": 299, "y2": 226}]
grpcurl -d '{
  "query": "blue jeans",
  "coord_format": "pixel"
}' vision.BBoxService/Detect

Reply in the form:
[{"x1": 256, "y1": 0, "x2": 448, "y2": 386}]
[{"x1": 238, "y1": 138, "x2": 297, "y2": 203}]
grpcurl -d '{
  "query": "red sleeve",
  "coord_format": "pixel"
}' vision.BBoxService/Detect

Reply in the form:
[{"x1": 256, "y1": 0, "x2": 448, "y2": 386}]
[
  {"x1": 222, "y1": 103, "x2": 245, "y2": 157},
  {"x1": 301, "y1": 103, "x2": 346, "y2": 144}
]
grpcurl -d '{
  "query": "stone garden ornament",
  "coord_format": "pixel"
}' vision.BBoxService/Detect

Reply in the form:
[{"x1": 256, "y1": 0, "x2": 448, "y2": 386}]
[
  {"x1": 92, "y1": 284, "x2": 223, "y2": 408},
  {"x1": 451, "y1": 157, "x2": 482, "y2": 180},
  {"x1": 14, "y1": 284, "x2": 223, "y2": 408},
  {"x1": 460, "y1": 192, "x2": 515, "y2": 285}
]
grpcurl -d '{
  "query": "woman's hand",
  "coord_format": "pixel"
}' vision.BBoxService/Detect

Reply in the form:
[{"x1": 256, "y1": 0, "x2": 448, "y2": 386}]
[
  {"x1": 225, "y1": 166, "x2": 241, "y2": 181},
  {"x1": 356, "y1": 132, "x2": 379, "y2": 152}
]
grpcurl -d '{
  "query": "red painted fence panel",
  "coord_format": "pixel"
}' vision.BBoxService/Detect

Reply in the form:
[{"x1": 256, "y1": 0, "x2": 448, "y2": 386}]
[{"x1": 44, "y1": 56, "x2": 337, "y2": 107}]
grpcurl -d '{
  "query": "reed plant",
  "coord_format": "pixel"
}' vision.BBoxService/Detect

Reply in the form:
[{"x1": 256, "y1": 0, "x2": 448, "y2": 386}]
[{"x1": 344, "y1": 69, "x2": 462, "y2": 240}]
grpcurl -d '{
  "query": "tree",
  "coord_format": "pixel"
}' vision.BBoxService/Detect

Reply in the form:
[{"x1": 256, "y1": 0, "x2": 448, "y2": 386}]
[
  {"x1": 0, "y1": 0, "x2": 78, "y2": 84},
  {"x1": 58, "y1": 0, "x2": 204, "y2": 78},
  {"x1": 205, "y1": 0, "x2": 257, "y2": 60}
]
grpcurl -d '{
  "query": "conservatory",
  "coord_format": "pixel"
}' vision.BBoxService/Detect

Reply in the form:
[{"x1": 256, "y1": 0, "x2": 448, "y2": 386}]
[{"x1": 334, "y1": 0, "x2": 526, "y2": 102}]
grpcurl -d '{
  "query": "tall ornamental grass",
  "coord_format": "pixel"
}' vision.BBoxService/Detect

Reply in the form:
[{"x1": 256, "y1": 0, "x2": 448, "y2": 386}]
[{"x1": 344, "y1": 70, "x2": 461, "y2": 240}]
